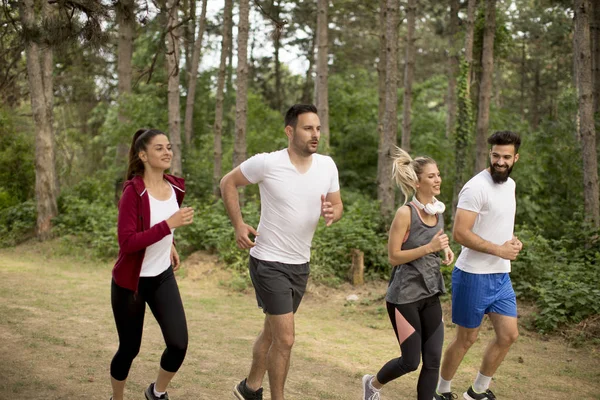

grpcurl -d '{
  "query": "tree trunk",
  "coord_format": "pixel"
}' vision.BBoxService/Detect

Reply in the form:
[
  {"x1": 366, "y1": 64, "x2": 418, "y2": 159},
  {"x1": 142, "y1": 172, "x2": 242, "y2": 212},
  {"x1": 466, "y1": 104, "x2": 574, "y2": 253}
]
[
  {"x1": 464, "y1": 0, "x2": 477, "y2": 93},
  {"x1": 445, "y1": 0, "x2": 460, "y2": 138},
  {"x1": 531, "y1": 59, "x2": 541, "y2": 130},
  {"x1": 574, "y1": 0, "x2": 600, "y2": 227},
  {"x1": 474, "y1": 0, "x2": 495, "y2": 174},
  {"x1": 452, "y1": 0, "x2": 477, "y2": 220},
  {"x1": 233, "y1": 0, "x2": 250, "y2": 169},
  {"x1": 316, "y1": 0, "x2": 330, "y2": 153},
  {"x1": 380, "y1": 0, "x2": 399, "y2": 223},
  {"x1": 20, "y1": 0, "x2": 58, "y2": 240},
  {"x1": 184, "y1": 0, "x2": 208, "y2": 146},
  {"x1": 520, "y1": 35, "x2": 526, "y2": 120},
  {"x1": 184, "y1": 0, "x2": 195, "y2": 80},
  {"x1": 401, "y1": 0, "x2": 416, "y2": 151},
  {"x1": 115, "y1": 0, "x2": 135, "y2": 191},
  {"x1": 213, "y1": 0, "x2": 234, "y2": 197},
  {"x1": 273, "y1": 0, "x2": 283, "y2": 111},
  {"x1": 165, "y1": 0, "x2": 183, "y2": 176},
  {"x1": 376, "y1": 0, "x2": 387, "y2": 209},
  {"x1": 591, "y1": 0, "x2": 600, "y2": 114},
  {"x1": 301, "y1": 30, "x2": 317, "y2": 104}
]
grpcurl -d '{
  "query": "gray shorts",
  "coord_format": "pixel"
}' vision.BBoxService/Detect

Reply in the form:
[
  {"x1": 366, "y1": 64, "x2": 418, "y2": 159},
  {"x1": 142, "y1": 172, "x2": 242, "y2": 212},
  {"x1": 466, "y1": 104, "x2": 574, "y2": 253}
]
[{"x1": 248, "y1": 255, "x2": 310, "y2": 315}]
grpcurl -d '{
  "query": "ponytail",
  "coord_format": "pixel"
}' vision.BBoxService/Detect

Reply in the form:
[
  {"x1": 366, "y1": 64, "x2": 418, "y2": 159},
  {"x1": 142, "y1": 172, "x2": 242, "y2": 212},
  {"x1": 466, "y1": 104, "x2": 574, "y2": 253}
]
[
  {"x1": 391, "y1": 146, "x2": 437, "y2": 205},
  {"x1": 392, "y1": 147, "x2": 418, "y2": 205},
  {"x1": 125, "y1": 128, "x2": 166, "y2": 181}
]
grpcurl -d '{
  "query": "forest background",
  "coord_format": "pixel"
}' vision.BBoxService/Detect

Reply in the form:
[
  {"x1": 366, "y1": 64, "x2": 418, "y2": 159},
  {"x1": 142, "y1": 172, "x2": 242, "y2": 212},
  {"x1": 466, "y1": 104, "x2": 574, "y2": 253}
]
[{"x1": 0, "y1": 0, "x2": 599, "y2": 339}]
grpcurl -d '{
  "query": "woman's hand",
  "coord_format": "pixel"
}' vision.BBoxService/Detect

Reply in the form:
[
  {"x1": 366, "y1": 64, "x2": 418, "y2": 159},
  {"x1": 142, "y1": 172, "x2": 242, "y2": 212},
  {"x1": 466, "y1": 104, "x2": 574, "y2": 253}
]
[
  {"x1": 167, "y1": 207, "x2": 194, "y2": 229},
  {"x1": 428, "y1": 229, "x2": 449, "y2": 253},
  {"x1": 171, "y1": 245, "x2": 180, "y2": 271},
  {"x1": 442, "y1": 247, "x2": 454, "y2": 265}
]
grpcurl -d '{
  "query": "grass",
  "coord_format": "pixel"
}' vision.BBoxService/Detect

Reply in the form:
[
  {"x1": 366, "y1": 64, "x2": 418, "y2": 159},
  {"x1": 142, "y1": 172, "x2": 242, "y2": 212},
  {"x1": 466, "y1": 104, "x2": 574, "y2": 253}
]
[{"x1": 0, "y1": 241, "x2": 599, "y2": 399}]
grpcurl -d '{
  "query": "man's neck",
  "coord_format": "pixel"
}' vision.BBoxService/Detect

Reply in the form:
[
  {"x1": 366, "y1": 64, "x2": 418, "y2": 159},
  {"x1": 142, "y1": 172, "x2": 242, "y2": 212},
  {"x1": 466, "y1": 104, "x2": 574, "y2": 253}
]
[{"x1": 287, "y1": 147, "x2": 313, "y2": 169}]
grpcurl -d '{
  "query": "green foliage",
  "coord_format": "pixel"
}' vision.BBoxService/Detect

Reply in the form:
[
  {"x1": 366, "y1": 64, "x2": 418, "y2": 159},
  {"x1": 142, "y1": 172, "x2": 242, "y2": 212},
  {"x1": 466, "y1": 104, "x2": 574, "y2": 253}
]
[
  {"x1": 0, "y1": 201, "x2": 37, "y2": 246},
  {"x1": 311, "y1": 190, "x2": 389, "y2": 285},
  {"x1": 0, "y1": 107, "x2": 35, "y2": 209},
  {"x1": 511, "y1": 223, "x2": 600, "y2": 334},
  {"x1": 52, "y1": 177, "x2": 118, "y2": 259},
  {"x1": 329, "y1": 69, "x2": 379, "y2": 194}
]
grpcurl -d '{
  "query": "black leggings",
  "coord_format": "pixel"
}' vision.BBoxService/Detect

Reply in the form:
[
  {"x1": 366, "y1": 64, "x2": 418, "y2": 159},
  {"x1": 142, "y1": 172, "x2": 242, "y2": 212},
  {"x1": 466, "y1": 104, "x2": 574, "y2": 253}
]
[
  {"x1": 110, "y1": 266, "x2": 188, "y2": 381},
  {"x1": 376, "y1": 295, "x2": 444, "y2": 400}
]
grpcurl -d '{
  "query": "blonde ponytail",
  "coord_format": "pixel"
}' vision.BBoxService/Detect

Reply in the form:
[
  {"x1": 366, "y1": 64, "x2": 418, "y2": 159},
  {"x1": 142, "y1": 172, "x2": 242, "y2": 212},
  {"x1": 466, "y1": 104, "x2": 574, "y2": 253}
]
[{"x1": 391, "y1": 146, "x2": 437, "y2": 205}]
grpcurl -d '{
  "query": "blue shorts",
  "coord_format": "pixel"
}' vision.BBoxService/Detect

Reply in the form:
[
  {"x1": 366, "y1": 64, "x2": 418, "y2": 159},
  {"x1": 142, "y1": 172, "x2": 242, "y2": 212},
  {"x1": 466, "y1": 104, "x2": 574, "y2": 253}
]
[{"x1": 451, "y1": 267, "x2": 517, "y2": 329}]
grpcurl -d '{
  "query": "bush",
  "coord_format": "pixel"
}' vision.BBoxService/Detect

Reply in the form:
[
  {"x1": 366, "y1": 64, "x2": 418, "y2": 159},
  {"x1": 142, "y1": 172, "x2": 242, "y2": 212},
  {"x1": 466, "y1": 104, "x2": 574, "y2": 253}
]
[
  {"x1": 0, "y1": 200, "x2": 37, "y2": 246},
  {"x1": 53, "y1": 183, "x2": 118, "y2": 259},
  {"x1": 511, "y1": 223, "x2": 600, "y2": 334}
]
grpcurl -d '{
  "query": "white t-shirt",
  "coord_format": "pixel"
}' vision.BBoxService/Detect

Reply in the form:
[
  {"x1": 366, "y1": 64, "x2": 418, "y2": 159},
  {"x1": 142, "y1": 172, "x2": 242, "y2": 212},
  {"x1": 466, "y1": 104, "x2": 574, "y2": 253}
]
[
  {"x1": 455, "y1": 169, "x2": 516, "y2": 274},
  {"x1": 140, "y1": 185, "x2": 178, "y2": 277},
  {"x1": 240, "y1": 149, "x2": 340, "y2": 264}
]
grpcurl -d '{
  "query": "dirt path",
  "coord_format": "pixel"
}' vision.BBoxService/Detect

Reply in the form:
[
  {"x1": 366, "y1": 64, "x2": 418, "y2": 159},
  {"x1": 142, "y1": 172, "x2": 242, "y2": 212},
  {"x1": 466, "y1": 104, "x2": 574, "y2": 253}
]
[{"x1": 0, "y1": 244, "x2": 599, "y2": 399}]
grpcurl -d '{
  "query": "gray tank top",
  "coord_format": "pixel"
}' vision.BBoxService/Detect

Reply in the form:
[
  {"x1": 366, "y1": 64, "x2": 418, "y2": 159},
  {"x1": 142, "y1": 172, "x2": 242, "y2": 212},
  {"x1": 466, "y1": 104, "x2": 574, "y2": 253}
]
[{"x1": 385, "y1": 203, "x2": 446, "y2": 305}]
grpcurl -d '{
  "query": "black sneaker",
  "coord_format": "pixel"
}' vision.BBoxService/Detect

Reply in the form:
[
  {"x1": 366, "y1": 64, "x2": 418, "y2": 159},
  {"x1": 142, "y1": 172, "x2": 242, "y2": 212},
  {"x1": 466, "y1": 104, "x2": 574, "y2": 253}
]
[
  {"x1": 233, "y1": 378, "x2": 263, "y2": 400},
  {"x1": 434, "y1": 391, "x2": 458, "y2": 400},
  {"x1": 145, "y1": 382, "x2": 169, "y2": 400},
  {"x1": 463, "y1": 386, "x2": 496, "y2": 400}
]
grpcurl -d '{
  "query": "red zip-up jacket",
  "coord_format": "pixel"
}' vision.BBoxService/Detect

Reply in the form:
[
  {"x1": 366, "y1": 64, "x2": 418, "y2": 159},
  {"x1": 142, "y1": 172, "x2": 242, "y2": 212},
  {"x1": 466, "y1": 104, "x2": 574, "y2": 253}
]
[{"x1": 112, "y1": 174, "x2": 186, "y2": 292}]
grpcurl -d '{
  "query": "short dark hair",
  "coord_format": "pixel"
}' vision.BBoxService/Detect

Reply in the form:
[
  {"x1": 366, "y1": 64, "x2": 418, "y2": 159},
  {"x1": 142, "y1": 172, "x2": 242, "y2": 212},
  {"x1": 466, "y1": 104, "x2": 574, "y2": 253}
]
[
  {"x1": 284, "y1": 104, "x2": 318, "y2": 128},
  {"x1": 488, "y1": 130, "x2": 521, "y2": 153}
]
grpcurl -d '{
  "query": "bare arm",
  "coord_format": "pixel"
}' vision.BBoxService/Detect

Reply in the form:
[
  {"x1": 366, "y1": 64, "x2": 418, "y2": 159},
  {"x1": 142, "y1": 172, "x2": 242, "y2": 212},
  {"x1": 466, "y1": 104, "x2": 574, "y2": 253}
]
[
  {"x1": 453, "y1": 208, "x2": 520, "y2": 260},
  {"x1": 219, "y1": 167, "x2": 258, "y2": 249},
  {"x1": 388, "y1": 206, "x2": 448, "y2": 266}
]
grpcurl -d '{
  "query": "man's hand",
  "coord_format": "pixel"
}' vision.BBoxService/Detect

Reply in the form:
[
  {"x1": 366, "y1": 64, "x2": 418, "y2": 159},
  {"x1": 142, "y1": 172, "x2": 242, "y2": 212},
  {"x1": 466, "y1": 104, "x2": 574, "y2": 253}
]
[
  {"x1": 497, "y1": 239, "x2": 522, "y2": 260},
  {"x1": 320, "y1": 194, "x2": 334, "y2": 226},
  {"x1": 235, "y1": 223, "x2": 259, "y2": 249},
  {"x1": 171, "y1": 244, "x2": 180, "y2": 271}
]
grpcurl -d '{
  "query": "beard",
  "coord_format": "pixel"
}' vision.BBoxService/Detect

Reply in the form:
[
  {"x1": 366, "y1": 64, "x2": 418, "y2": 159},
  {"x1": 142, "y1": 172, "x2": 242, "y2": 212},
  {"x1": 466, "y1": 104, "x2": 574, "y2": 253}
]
[{"x1": 489, "y1": 162, "x2": 513, "y2": 184}]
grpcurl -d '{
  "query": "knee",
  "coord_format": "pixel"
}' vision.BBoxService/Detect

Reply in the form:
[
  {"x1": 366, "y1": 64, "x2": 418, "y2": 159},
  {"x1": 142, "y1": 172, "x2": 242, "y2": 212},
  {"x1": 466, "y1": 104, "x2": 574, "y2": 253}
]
[
  {"x1": 497, "y1": 329, "x2": 519, "y2": 347},
  {"x1": 273, "y1": 332, "x2": 295, "y2": 351},
  {"x1": 422, "y1": 351, "x2": 441, "y2": 370},
  {"x1": 456, "y1": 332, "x2": 478, "y2": 350},
  {"x1": 118, "y1": 343, "x2": 141, "y2": 361},
  {"x1": 402, "y1": 358, "x2": 420, "y2": 373}
]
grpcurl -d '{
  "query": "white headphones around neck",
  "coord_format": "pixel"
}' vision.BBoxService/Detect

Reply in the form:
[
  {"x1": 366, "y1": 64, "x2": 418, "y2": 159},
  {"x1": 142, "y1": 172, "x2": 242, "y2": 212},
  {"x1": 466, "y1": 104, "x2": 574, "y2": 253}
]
[{"x1": 412, "y1": 196, "x2": 446, "y2": 215}]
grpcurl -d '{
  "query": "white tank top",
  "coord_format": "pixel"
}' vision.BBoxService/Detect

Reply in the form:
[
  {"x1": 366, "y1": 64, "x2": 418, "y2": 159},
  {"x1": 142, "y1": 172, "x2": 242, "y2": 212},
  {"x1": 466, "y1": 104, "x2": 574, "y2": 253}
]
[{"x1": 140, "y1": 185, "x2": 178, "y2": 277}]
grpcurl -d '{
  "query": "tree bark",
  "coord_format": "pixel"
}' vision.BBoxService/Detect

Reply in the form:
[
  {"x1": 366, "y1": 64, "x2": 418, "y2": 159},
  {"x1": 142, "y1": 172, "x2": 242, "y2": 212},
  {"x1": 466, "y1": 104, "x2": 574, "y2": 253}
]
[
  {"x1": 184, "y1": 0, "x2": 208, "y2": 146},
  {"x1": 165, "y1": 0, "x2": 183, "y2": 176},
  {"x1": 452, "y1": 0, "x2": 477, "y2": 220},
  {"x1": 213, "y1": 0, "x2": 233, "y2": 197},
  {"x1": 20, "y1": 0, "x2": 58, "y2": 240},
  {"x1": 474, "y1": 0, "x2": 495, "y2": 174},
  {"x1": 464, "y1": 0, "x2": 477, "y2": 93},
  {"x1": 574, "y1": 0, "x2": 600, "y2": 227},
  {"x1": 531, "y1": 59, "x2": 541, "y2": 130},
  {"x1": 445, "y1": 0, "x2": 460, "y2": 138},
  {"x1": 376, "y1": 0, "x2": 387, "y2": 209},
  {"x1": 379, "y1": 0, "x2": 399, "y2": 223},
  {"x1": 401, "y1": 0, "x2": 416, "y2": 151},
  {"x1": 316, "y1": 0, "x2": 330, "y2": 153},
  {"x1": 115, "y1": 0, "x2": 135, "y2": 171},
  {"x1": 591, "y1": 0, "x2": 600, "y2": 114},
  {"x1": 233, "y1": 0, "x2": 250, "y2": 169},
  {"x1": 301, "y1": 30, "x2": 316, "y2": 104},
  {"x1": 273, "y1": 0, "x2": 283, "y2": 111}
]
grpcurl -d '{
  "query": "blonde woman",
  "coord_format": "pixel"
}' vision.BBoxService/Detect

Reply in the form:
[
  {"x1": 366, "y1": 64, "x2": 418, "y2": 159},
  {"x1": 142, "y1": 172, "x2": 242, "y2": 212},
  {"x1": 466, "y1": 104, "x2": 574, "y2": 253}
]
[{"x1": 362, "y1": 147, "x2": 454, "y2": 400}]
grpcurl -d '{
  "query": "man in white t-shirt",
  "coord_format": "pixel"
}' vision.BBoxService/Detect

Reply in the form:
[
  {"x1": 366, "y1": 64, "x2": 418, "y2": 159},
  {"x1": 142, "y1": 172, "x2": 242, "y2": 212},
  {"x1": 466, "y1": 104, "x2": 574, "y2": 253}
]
[
  {"x1": 220, "y1": 104, "x2": 343, "y2": 400},
  {"x1": 434, "y1": 131, "x2": 523, "y2": 400}
]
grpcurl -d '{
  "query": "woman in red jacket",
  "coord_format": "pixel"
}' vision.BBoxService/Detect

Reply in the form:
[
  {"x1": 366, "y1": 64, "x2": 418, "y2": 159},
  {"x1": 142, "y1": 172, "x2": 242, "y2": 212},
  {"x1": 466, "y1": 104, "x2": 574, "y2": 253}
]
[{"x1": 110, "y1": 128, "x2": 194, "y2": 400}]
